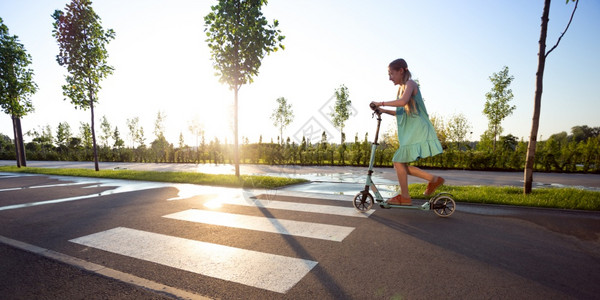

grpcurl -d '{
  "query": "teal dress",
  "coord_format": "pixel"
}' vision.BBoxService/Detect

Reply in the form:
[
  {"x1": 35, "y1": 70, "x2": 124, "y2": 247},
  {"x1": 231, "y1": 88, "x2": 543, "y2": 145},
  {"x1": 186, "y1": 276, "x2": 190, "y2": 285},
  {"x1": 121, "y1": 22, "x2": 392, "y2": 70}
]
[{"x1": 392, "y1": 88, "x2": 443, "y2": 163}]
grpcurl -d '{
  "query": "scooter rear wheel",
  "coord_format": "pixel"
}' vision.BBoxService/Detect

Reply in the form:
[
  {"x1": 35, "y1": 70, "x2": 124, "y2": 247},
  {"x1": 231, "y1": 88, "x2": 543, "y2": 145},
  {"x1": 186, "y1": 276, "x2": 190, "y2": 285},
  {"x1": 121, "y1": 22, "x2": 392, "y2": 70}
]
[
  {"x1": 432, "y1": 195, "x2": 456, "y2": 217},
  {"x1": 353, "y1": 192, "x2": 374, "y2": 212}
]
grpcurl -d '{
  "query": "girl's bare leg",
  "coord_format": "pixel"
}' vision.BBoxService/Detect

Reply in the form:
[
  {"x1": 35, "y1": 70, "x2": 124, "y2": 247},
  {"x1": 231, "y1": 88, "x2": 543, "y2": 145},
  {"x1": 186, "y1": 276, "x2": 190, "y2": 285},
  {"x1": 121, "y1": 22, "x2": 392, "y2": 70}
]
[
  {"x1": 393, "y1": 162, "x2": 411, "y2": 198},
  {"x1": 394, "y1": 163, "x2": 442, "y2": 196},
  {"x1": 406, "y1": 165, "x2": 436, "y2": 182}
]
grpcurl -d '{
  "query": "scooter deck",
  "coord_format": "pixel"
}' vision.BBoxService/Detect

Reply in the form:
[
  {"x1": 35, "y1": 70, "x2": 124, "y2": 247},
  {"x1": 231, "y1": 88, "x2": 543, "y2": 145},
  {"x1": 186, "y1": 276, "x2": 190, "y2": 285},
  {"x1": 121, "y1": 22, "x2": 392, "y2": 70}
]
[{"x1": 380, "y1": 202, "x2": 430, "y2": 210}]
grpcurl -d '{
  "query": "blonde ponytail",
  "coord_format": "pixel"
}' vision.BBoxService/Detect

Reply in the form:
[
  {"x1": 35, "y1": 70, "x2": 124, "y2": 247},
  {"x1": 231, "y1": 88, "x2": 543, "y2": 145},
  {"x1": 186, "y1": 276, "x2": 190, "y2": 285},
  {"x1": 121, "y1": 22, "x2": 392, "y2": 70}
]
[{"x1": 397, "y1": 85, "x2": 417, "y2": 116}]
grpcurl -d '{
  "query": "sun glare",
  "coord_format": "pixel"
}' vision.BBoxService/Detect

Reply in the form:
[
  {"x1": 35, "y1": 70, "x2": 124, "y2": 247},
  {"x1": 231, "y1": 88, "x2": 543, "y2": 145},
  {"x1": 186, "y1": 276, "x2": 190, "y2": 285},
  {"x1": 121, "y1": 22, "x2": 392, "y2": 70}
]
[
  {"x1": 203, "y1": 199, "x2": 224, "y2": 209},
  {"x1": 167, "y1": 184, "x2": 216, "y2": 201}
]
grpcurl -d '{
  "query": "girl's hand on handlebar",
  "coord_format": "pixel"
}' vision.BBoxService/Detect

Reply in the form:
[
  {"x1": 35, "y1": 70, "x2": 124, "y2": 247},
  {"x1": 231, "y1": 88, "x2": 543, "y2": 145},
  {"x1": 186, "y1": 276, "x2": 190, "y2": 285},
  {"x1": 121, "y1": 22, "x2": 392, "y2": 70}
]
[
  {"x1": 370, "y1": 101, "x2": 381, "y2": 107},
  {"x1": 369, "y1": 102, "x2": 383, "y2": 116}
]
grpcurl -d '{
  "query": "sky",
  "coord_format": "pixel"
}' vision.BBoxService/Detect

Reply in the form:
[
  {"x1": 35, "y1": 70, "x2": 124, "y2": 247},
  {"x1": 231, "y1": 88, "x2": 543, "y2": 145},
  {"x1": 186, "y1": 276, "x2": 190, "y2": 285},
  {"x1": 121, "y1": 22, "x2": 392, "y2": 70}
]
[{"x1": 1, "y1": 0, "x2": 599, "y2": 148}]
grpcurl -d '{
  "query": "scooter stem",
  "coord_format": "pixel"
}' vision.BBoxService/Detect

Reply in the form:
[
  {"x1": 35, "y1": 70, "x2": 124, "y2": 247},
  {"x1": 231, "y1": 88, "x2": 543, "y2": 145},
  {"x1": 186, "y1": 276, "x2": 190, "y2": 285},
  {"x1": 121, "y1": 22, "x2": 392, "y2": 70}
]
[{"x1": 373, "y1": 114, "x2": 382, "y2": 145}]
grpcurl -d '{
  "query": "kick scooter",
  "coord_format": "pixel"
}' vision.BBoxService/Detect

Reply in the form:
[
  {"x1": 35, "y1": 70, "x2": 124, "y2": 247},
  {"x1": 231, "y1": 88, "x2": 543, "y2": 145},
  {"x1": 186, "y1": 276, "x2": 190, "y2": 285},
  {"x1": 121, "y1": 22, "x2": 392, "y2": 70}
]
[{"x1": 352, "y1": 103, "x2": 456, "y2": 217}]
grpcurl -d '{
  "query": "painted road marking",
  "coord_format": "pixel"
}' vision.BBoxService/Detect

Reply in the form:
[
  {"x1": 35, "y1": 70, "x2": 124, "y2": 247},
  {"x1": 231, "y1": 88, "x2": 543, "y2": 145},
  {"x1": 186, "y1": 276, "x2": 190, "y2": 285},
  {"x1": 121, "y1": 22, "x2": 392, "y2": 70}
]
[
  {"x1": 0, "y1": 177, "x2": 171, "y2": 212},
  {"x1": 0, "y1": 181, "x2": 100, "y2": 192},
  {"x1": 166, "y1": 184, "x2": 356, "y2": 201},
  {"x1": 167, "y1": 185, "x2": 375, "y2": 217},
  {"x1": 238, "y1": 198, "x2": 373, "y2": 217},
  {"x1": 163, "y1": 209, "x2": 354, "y2": 242},
  {"x1": 230, "y1": 197, "x2": 373, "y2": 217},
  {"x1": 0, "y1": 193, "x2": 106, "y2": 211},
  {"x1": 70, "y1": 227, "x2": 317, "y2": 294},
  {"x1": 0, "y1": 174, "x2": 31, "y2": 179},
  {"x1": 199, "y1": 190, "x2": 373, "y2": 218},
  {"x1": 0, "y1": 234, "x2": 207, "y2": 300}
]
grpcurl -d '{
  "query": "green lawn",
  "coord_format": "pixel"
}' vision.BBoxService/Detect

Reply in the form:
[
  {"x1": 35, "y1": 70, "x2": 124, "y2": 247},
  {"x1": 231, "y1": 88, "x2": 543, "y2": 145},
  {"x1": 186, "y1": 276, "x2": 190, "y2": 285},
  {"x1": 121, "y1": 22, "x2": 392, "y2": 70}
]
[
  {"x1": 1, "y1": 166, "x2": 598, "y2": 211},
  {"x1": 407, "y1": 183, "x2": 600, "y2": 211},
  {"x1": 0, "y1": 166, "x2": 307, "y2": 189}
]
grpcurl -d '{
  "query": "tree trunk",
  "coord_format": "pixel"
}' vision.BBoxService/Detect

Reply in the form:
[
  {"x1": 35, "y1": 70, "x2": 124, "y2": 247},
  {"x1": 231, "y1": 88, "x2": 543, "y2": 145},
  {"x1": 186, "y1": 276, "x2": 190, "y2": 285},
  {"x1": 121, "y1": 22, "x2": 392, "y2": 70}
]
[
  {"x1": 524, "y1": 0, "x2": 551, "y2": 194},
  {"x1": 16, "y1": 117, "x2": 26, "y2": 166},
  {"x1": 90, "y1": 96, "x2": 100, "y2": 171},
  {"x1": 11, "y1": 116, "x2": 21, "y2": 168},
  {"x1": 493, "y1": 125, "x2": 497, "y2": 152},
  {"x1": 234, "y1": 87, "x2": 240, "y2": 177}
]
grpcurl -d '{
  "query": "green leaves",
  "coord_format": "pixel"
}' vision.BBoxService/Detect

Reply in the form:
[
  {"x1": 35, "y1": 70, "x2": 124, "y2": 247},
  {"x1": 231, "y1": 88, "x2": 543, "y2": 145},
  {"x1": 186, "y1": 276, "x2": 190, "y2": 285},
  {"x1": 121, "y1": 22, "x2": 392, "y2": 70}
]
[
  {"x1": 52, "y1": 0, "x2": 115, "y2": 109},
  {"x1": 204, "y1": 0, "x2": 285, "y2": 90},
  {"x1": 331, "y1": 85, "x2": 352, "y2": 131},
  {"x1": 270, "y1": 97, "x2": 294, "y2": 143},
  {"x1": 0, "y1": 17, "x2": 37, "y2": 118},
  {"x1": 483, "y1": 66, "x2": 515, "y2": 149}
]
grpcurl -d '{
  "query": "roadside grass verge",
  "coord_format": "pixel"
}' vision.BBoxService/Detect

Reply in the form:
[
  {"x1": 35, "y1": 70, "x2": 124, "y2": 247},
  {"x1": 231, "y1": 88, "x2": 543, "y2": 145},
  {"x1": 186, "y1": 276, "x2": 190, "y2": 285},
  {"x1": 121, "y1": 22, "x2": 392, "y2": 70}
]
[
  {"x1": 408, "y1": 183, "x2": 600, "y2": 211},
  {"x1": 1, "y1": 166, "x2": 598, "y2": 211},
  {"x1": 0, "y1": 166, "x2": 307, "y2": 189}
]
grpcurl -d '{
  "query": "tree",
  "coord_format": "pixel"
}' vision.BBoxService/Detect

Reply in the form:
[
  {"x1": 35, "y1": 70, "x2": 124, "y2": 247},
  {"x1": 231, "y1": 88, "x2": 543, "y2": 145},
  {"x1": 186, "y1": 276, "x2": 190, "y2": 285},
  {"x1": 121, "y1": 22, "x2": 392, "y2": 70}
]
[
  {"x1": 55, "y1": 122, "x2": 72, "y2": 147},
  {"x1": 447, "y1": 113, "x2": 472, "y2": 150},
  {"x1": 188, "y1": 117, "x2": 203, "y2": 149},
  {"x1": 571, "y1": 125, "x2": 597, "y2": 143},
  {"x1": 429, "y1": 113, "x2": 448, "y2": 148},
  {"x1": 126, "y1": 117, "x2": 139, "y2": 148},
  {"x1": 320, "y1": 131, "x2": 328, "y2": 151},
  {"x1": 178, "y1": 132, "x2": 185, "y2": 149},
  {"x1": 136, "y1": 126, "x2": 146, "y2": 148},
  {"x1": 500, "y1": 134, "x2": 518, "y2": 151},
  {"x1": 154, "y1": 111, "x2": 166, "y2": 140},
  {"x1": 0, "y1": 133, "x2": 13, "y2": 153},
  {"x1": 329, "y1": 85, "x2": 352, "y2": 165},
  {"x1": 524, "y1": 0, "x2": 578, "y2": 194},
  {"x1": 0, "y1": 17, "x2": 37, "y2": 167},
  {"x1": 204, "y1": 0, "x2": 285, "y2": 176},
  {"x1": 151, "y1": 111, "x2": 168, "y2": 161},
  {"x1": 477, "y1": 130, "x2": 495, "y2": 152},
  {"x1": 52, "y1": 0, "x2": 116, "y2": 171},
  {"x1": 483, "y1": 66, "x2": 515, "y2": 151},
  {"x1": 113, "y1": 126, "x2": 124, "y2": 149},
  {"x1": 270, "y1": 97, "x2": 293, "y2": 144},
  {"x1": 39, "y1": 125, "x2": 54, "y2": 147},
  {"x1": 100, "y1": 115, "x2": 112, "y2": 147},
  {"x1": 330, "y1": 85, "x2": 352, "y2": 145},
  {"x1": 79, "y1": 122, "x2": 92, "y2": 148}
]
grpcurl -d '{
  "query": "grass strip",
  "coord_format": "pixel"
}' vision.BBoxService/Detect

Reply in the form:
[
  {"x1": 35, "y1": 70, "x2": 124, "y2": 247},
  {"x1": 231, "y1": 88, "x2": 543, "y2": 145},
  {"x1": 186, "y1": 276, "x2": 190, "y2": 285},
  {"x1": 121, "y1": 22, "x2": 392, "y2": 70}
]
[
  {"x1": 0, "y1": 166, "x2": 307, "y2": 189},
  {"x1": 408, "y1": 183, "x2": 600, "y2": 211}
]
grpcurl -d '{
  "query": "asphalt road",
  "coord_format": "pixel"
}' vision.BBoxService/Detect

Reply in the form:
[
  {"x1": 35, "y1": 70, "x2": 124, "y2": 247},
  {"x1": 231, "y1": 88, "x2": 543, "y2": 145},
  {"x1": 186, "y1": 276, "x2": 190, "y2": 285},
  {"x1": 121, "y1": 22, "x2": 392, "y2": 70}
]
[{"x1": 1, "y1": 173, "x2": 599, "y2": 299}]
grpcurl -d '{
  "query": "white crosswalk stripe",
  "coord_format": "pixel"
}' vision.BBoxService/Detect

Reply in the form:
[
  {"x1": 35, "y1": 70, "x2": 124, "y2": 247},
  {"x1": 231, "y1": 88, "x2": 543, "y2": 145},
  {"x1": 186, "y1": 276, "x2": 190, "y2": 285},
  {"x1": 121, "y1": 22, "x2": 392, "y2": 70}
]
[
  {"x1": 206, "y1": 195, "x2": 373, "y2": 218},
  {"x1": 0, "y1": 181, "x2": 100, "y2": 192},
  {"x1": 167, "y1": 184, "x2": 374, "y2": 217},
  {"x1": 163, "y1": 209, "x2": 354, "y2": 241},
  {"x1": 70, "y1": 227, "x2": 318, "y2": 294}
]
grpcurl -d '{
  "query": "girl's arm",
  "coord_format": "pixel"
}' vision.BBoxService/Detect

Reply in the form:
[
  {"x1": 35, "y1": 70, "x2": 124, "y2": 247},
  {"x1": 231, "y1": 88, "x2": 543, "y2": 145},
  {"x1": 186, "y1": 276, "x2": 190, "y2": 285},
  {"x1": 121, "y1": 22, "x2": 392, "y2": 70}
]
[
  {"x1": 379, "y1": 108, "x2": 396, "y2": 116},
  {"x1": 375, "y1": 80, "x2": 417, "y2": 107},
  {"x1": 369, "y1": 102, "x2": 397, "y2": 116}
]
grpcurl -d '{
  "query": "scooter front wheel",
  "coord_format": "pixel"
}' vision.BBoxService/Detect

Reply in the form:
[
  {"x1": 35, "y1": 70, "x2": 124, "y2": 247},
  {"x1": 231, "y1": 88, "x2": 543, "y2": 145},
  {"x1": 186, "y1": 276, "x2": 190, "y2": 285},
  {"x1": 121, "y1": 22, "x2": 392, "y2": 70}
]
[
  {"x1": 432, "y1": 195, "x2": 456, "y2": 217},
  {"x1": 353, "y1": 192, "x2": 374, "y2": 212}
]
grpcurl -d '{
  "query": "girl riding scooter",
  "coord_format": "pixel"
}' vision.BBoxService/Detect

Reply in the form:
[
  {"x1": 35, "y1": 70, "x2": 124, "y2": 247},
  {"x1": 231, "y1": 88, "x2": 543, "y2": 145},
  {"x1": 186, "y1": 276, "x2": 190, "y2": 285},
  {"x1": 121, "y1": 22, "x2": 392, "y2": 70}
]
[{"x1": 371, "y1": 58, "x2": 445, "y2": 206}]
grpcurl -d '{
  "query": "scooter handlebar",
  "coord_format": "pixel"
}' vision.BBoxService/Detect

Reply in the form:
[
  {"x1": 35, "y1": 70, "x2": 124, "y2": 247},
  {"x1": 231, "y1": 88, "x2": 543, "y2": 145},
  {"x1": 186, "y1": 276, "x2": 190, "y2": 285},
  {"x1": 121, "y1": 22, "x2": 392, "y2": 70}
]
[{"x1": 369, "y1": 103, "x2": 382, "y2": 116}]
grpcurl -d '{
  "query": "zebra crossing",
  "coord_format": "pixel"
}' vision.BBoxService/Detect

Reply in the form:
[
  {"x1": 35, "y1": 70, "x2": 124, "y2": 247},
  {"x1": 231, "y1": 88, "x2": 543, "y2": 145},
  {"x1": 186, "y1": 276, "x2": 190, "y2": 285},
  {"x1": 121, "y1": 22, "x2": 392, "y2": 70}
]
[
  {"x1": 52, "y1": 180, "x2": 374, "y2": 294},
  {"x1": 0, "y1": 173, "x2": 374, "y2": 294}
]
